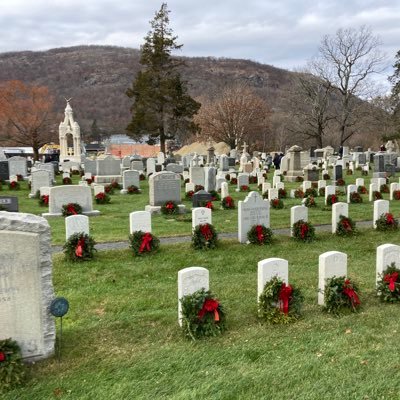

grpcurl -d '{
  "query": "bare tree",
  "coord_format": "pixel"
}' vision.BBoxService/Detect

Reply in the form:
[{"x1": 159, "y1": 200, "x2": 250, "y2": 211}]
[
  {"x1": 312, "y1": 26, "x2": 385, "y2": 145},
  {"x1": 194, "y1": 83, "x2": 270, "y2": 149}
]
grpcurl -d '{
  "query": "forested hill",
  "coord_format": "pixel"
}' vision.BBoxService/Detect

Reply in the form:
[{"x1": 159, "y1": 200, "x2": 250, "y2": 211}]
[{"x1": 0, "y1": 45, "x2": 295, "y2": 135}]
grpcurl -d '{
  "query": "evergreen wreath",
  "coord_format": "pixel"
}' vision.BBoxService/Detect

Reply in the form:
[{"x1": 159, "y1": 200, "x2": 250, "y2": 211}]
[
  {"x1": 38, "y1": 194, "x2": 49, "y2": 206},
  {"x1": 350, "y1": 191, "x2": 363, "y2": 203},
  {"x1": 192, "y1": 223, "x2": 218, "y2": 250},
  {"x1": 380, "y1": 184, "x2": 389, "y2": 193},
  {"x1": 194, "y1": 185, "x2": 204, "y2": 192},
  {"x1": 95, "y1": 192, "x2": 111, "y2": 204},
  {"x1": 294, "y1": 189, "x2": 305, "y2": 198},
  {"x1": 270, "y1": 198, "x2": 284, "y2": 209},
  {"x1": 63, "y1": 232, "x2": 96, "y2": 261},
  {"x1": 180, "y1": 288, "x2": 226, "y2": 340},
  {"x1": 85, "y1": 178, "x2": 93, "y2": 185},
  {"x1": 326, "y1": 194, "x2": 338, "y2": 206},
  {"x1": 16, "y1": 174, "x2": 24, "y2": 181},
  {"x1": 221, "y1": 196, "x2": 235, "y2": 209},
  {"x1": 336, "y1": 178, "x2": 346, "y2": 186},
  {"x1": 8, "y1": 181, "x2": 20, "y2": 190},
  {"x1": 62, "y1": 177, "x2": 72, "y2": 185},
  {"x1": 209, "y1": 190, "x2": 220, "y2": 201},
  {"x1": 292, "y1": 220, "x2": 316, "y2": 242},
  {"x1": 376, "y1": 263, "x2": 400, "y2": 302},
  {"x1": 240, "y1": 185, "x2": 250, "y2": 192},
  {"x1": 323, "y1": 276, "x2": 361, "y2": 315},
  {"x1": 161, "y1": 201, "x2": 178, "y2": 215},
  {"x1": 247, "y1": 224, "x2": 273, "y2": 245},
  {"x1": 262, "y1": 191, "x2": 269, "y2": 199},
  {"x1": 323, "y1": 173, "x2": 331, "y2": 180},
  {"x1": 375, "y1": 213, "x2": 399, "y2": 231},
  {"x1": 200, "y1": 200, "x2": 214, "y2": 210},
  {"x1": 336, "y1": 215, "x2": 356, "y2": 236},
  {"x1": 258, "y1": 276, "x2": 303, "y2": 324},
  {"x1": 104, "y1": 184, "x2": 114, "y2": 194},
  {"x1": 111, "y1": 180, "x2": 122, "y2": 189},
  {"x1": 303, "y1": 196, "x2": 317, "y2": 208},
  {"x1": 319, "y1": 187, "x2": 325, "y2": 196},
  {"x1": 372, "y1": 190, "x2": 382, "y2": 200},
  {"x1": 0, "y1": 338, "x2": 25, "y2": 392},
  {"x1": 127, "y1": 185, "x2": 140, "y2": 194},
  {"x1": 278, "y1": 188, "x2": 287, "y2": 198},
  {"x1": 346, "y1": 169, "x2": 353, "y2": 175},
  {"x1": 305, "y1": 188, "x2": 318, "y2": 197},
  {"x1": 140, "y1": 173, "x2": 146, "y2": 181},
  {"x1": 61, "y1": 203, "x2": 83, "y2": 216},
  {"x1": 225, "y1": 174, "x2": 230, "y2": 181},
  {"x1": 185, "y1": 190, "x2": 195, "y2": 199},
  {"x1": 295, "y1": 176, "x2": 304, "y2": 182},
  {"x1": 249, "y1": 176, "x2": 257, "y2": 184},
  {"x1": 393, "y1": 190, "x2": 400, "y2": 200},
  {"x1": 357, "y1": 185, "x2": 368, "y2": 194},
  {"x1": 129, "y1": 231, "x2": 160, "y2": 256},
  {"x1": 230, "y1": 177, "x2": 237, "y2": 185}
]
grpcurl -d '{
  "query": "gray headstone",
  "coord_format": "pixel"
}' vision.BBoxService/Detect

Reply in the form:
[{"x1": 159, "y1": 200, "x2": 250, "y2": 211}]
[
  {"x1": 192, "y1": 190, "x2": 212, "y2": 207},
  {"x1": 0, "y1": 196, "x2": 18, "y2": 212},
  {"x1": 0, "y1": 160, "x2": 9, "y2": 181},
  {"x1": 149, "y1": 171, "x2": 181, "y2": 206},
  {"x1": 8, "y1": 156, "x2": 27, "y2": 177}
]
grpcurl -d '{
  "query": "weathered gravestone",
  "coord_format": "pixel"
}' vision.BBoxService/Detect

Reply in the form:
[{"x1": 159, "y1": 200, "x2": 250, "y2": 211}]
[
  {"x1": 238, "y1": 191, "x2": 270, "y2": 243},
  {"x1": 0, "y1": 212, "x2": 55, "y2": 360},
  {"x1": 0, "y1": 196, "x2": 19, "y2": 212},
  {"x1": 65, "y1": 214, "x2": 89, "y2": 240},
  {"x1": 97, "y1": 156, "x2": 121, "y2": 176},
  {"x1": 318, "y1": 251, "x2": 347, "y2": 305},
  {"x1": 146, "y1": 158, "x2": 156, "y2": 176},
  {"x1": 373, "y1": 154, "x2": 386, "y2": 178},
  {"x1": 257, "y1": 258, "x2": 288, "y2": 300},
  {"x1": 121, "y1": 170, "x2": 140, "y2": 194},
  {"x1": 192, "y1": 207, "x2": 212, "y2": 230},
  {"x1": 204, "y1": 167, "x2": 217, "y2": 192},
  {"x1": 43, "y1": 186, "x2": 100, "y2": 217},
  {"x1": 129, "y1": 211, "x2": 152, "y2": 233},
  {"x1": 8, "y1": 156, "x2": 28, "y2": 177},
  {"x1": 236, "y1": 173, "x2": 249, "y2": 192},
  {"x1": 177, "y1": 267, "x2": 209, "y2": 326},
  {"x1": 166, "y1": 163, "x2": 184, "y2": 174},
  {"x1": 84, "y1": 159, "x2": 97, "y2": 176},
  {"x1": 29, "y1": 170, "x2": 52, "y2": 198},
  {"x1": 148, "y1": 171, "x2": 181, "y2": 206},
  {"x1": 130, "y1": 160, "x2": 144, "y2": 172},
  {"x1": 192, "y1": 190, "x2": 212, "y2": 207},
  {"x1": 189, "y1": 166, "x2": 205, "y2": 186},
  {"x1": 0, "y1": 160, "x2": 9, "y2": 181}
]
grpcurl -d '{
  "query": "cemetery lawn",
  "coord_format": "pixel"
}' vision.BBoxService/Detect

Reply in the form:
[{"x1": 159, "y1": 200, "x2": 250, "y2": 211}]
[
  {"x1": 5, "y1": 171, "x2": 400, "y2": 244},
  {"x1": 6, "y1": 229, "x2": 400, "y2": 399}
]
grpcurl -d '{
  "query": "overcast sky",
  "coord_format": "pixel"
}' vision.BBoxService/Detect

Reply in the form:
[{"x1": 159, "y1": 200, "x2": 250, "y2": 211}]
[{"x1": 1, "y1": 0, "x2": 399, "y2": 87}]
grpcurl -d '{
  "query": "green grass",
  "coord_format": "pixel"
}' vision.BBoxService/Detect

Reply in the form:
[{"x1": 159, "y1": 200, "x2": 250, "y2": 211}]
[
  {"x1": 5, "y1": 229, "x2": 400, "y2": 399},
  {"x1": 2, "y1": 171, "x2": 400, "y2": 244}
]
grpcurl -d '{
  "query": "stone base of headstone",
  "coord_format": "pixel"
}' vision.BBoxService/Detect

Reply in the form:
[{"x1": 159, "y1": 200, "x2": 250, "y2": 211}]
[
  {"x1": 145, "y1": 204, "x2": 186, "y2": 215},
  {"x1": 94, "y1": 175, "x2": 122, "y2": 184},
  {"x1": 284, "y1": 171, "x2": 304, "y2": 182},
  {"x1": 120, "y1": 189, "x2": 141, "y2": 195},
  {"x1": 373, "y1": 172, "x2": 386, "y2": 178},
  {"x1": 42, "y1": 210, "x2": 101, "y2": 217}
]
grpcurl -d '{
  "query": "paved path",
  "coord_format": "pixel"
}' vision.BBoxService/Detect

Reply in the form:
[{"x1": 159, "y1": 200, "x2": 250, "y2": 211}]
[{"x1": 52, "y1": 219, "x2": 374, "y2": 254}]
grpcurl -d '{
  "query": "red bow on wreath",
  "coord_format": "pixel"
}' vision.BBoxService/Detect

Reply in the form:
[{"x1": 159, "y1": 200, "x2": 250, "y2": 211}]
[
  {"x1": 67, "y1": 204, "x2": 77, "y2": 215},
  {"x1": 75, "y1": 238, "x2": 85, "y2": 258},
  {"x1": 198, "y1": 298, "x2": 220, "y2": 321},
  {"x1": 0, "y1": 351, "x2": 5, "y2": 362},
  {"x1": 205, "y1": 201, "x2": 213, "y2": 209},
  {"x1": 386, "y1": 213, "x2": 395, "y2": 224},
  {"x1": 341, "y1": 219, "x2": 351, "y2": 231},
  {"x1": 300, "y1": 223, "x2": 308, "y2": 238},
  {"x1": 278, "y1": 283, "x2": 293, "y2": 315},
  {"x1": 43, "y1": 195, "x2": 49, "y2": 205},
  {"x1": 200, "y1": 224, "x2": 213, "y2": 241},
  {"x1": 384, "y1": 272, "x2": 398, "y2": 292},
  {"x1": 139, "y1": 232, "x2": 153, "y2": 253},
  {"x1": 342, "y1": 279, "x2": 360, "y2": 308},
  {"x1": 255, "y1": 225, "x2": 264, "y2": 243},
  {"x1": 225, "y1": 197, "x2": 233, "y2": 207},
  {"x1": 166, "y1": 202, "x2": 174, "y2": 210}
]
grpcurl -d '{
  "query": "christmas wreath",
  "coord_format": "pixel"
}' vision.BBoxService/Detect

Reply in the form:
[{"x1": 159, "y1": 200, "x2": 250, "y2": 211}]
[
  {"x1": 104, "y1": 184, "x2": 114, "y2": 194},
  {"x1": 346, "y1": 169, "x2": 353, "y2": 175},
  {"x1": 111, "y1": 180, "x2": 121, "y2": 189},
  {"x1": 305, "y1": 188, "x2": 318, "y2": 197},
  {"x1": 194, "y1": 185, "x2": 204, "y2": 192},
  {"x1": 230, "y1": 177, "x2": 237, "y2": 185},
  {"x1": 295, "y1": 176, "x2": 304, "y2": 182},
  {"x1": 350, "y1": 192, "x2": 363, "y2": 203},
  {"x1": 8, "y1": 181, "x2": 20, "y2": 190},
  {"x1": 225, "y1": 174, "x2": 231, "y2": 181},
  {"x1": 380, "y1": 184, "x2": 389, "y2": 193},
  {"x1": 85, "y1": 178, "x2": 93, "y2": 185},
  {"x1": 161, "y1": 201, "x2": 178, "y2": 215},
  {"x1": 375, "y1": 213, "x2": 398, "y2": 231},
  {"x1": 63, "y1": 232, "x2": 96, "y2": 262},
  {"x1": 270, "y1": 198, "x2": 284, "y2": 209},
  {"x1": 221, "y1": 196, "x2": 235, "y2": 209},
  {"x1": 278, "y1": 188, "x2": 287, "y2": 198},
  {"x1": 185, "y1": 190, "x2": 195, "y2": 199},
  {"x1": 38, "y1": 194, "x2": 49, "y2": 207},
  {"x1": 129, "y1": 231, "x2": 160, "y2": 256},
  {"x1": 323, "y1": 276, "x2": 361, "y2": 315},
  {"x1": 303, "y1": 196, "x2": 317, "y2": 208},
  {"x1": 393, "y1": 190, "x2": 400, "y2": 200},
  {"x1": 61, "y1": 203, "x2": 83, "y2": 216},
  {"x1": 294, "y1": 189, "x2": 305, "y2": 199},
  {"x1": 336, "y1": 215, "x2": 356, "y2": 236},
  {"x1": 249, "y1": 176, "x2": 258, "y2": 184},
  {"x1": 127, "y1": 185, "x2": 140, "y2": 194},
  {"x1": 180, "y1": 288, "x2": 226, "y2": 340},
  {"x1": 292, "y1": 220, "x2": 316, "y2": 242},
  {"x1": 0, "y1": 338, "x2": 25, "y2": 392},
  {"x1": 372, "y1": 190, "x2": 383, "y2": 200},
  {"x1": 247, "y1": 224, "x2": 273, "y2": 245},
  {"x1": 258, "y1": 277, "x2": 303, "y2": 323},
  {"x1": 357, "y1": 186, "x2": 368, "y2": 194},
  {"x1": 326, "y1": 194, "x2": 338, "y2": 206},
  {"x1": 209, "y1": 190, "x2": 220, "y2": 201},
  {"x1": 192, "y1": 223, "x2": 218, "y2": 250},
  {"x1": 319, "y1": 187, "x2": 325, "y2": 196},
  {"x1": 336, "y1": 178, "x2": 346, "y2": 186},
  {"x1": 376, "y1": 263, "x2": 400, "y2": 302},
  {"x1": 62, "y1": 177, "x2": 72, "y2": 185},
  {"x1": 323, "y1": 173, "x2": 331, "y2": 180},
  {"x1": 95, "y1": 192, "x2": 111, "y2": 204},
  {"x1": 240, "y1": 185, "x2": 250, "y2": 192},
  {"x1": 200, "y1": 200, "x2": 214, "y2": 210},
  {"x1": 262, "y1": 191, "x2": 269, "y2": 199},
  {"x1": 139, "y1": 173, "x2": 146, "y2": 181}
]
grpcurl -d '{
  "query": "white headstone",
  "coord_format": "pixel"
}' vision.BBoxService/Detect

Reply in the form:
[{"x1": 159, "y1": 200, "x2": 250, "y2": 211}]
[
  {"x1": 332, "y1": 202, "x2": 348, "y2": 233},
  {"x1": 369, "y1": 183, "x2": 379, "y2": 201},
  {"x1": 273, "y1": 176, "x2": 281, "y2": 187},
  {"x1": 257, "y1": 258, "x2": 288, "y2": 300},
  {"x1": 93, "y1": 185, "x2": 105, "y2": 196},
  {"x1": 318, "y1": 180, "x2": 326, "y2": 190},
  {"x1": 373, "y1": 200, "x2": 389, "y2": 228},
  {"x1": 318, "y1": 251, "x2": 347, "y2": 305},
  {"x1": 262, "y1": 182, "x2": 271, "y2": 193},
  {"x1": 177, "y1": 267, "x2": 209, "y2": 326},
  {"x1": 355, "y1": 178, "x2": 364, "y2": 187},
  {"x1": 192, "y1": 207, "x2": 212, "y2": 230},
  {"x1": 268, "y1": 188, "x2": 279, "y2": 200},
  {"x1": 390, "y1": 183, "x2": 400, "y2": 200},
  {"x1": 290, "y1": 206, "x2": 308, "y2": 237},
  {"x1": 129, "y1": 211, "x2": 152, "y2": 234},
  {"x1": 65, "y1": 214, "x2": 89, "y2": 240},
  {"x1": 221, "y1": 182, "x2": 229, "y2": 199},
  {"x1": 185, "y1": 182, "x2": 195, "y2": 192},
  {"x1": 346, "y1": 185, "x2": 357, "y2": 203},
  {"x1": 376, "y1": 244, "x2": 400, "y2": 286},
  {"x1": 122, "y1": 170, "x2": 140, "y2": 191},
  {"x1": 302, "y1": 181, "x2": 312, "y2": 191},
  {"x1": 325, "y1": 185, "x2": 336, "y2": 205}
]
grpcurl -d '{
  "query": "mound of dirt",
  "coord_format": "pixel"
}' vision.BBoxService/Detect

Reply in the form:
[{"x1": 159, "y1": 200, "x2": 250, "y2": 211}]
[{"x1": 175, "y1": 141, "x2": 230, "y2": 156}]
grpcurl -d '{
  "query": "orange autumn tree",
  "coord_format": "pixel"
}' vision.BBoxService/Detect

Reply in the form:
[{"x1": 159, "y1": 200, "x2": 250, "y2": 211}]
[{"x1": 0, "y1": 80, "x2": 56, "y2": 160}]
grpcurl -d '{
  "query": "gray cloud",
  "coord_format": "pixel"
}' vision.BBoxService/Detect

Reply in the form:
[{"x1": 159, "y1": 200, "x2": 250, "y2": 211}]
[{"x1": 0, "y1": 0, "x2": 398, "y2": 86}]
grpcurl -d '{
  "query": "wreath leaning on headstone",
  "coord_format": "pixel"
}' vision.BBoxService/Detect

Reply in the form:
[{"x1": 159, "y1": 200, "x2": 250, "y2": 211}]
[
  {"x1": 161, "y1": 201, "x2": 178, "y2": 215},
  {"x1": 336, "y1": 215, "x2": 356, "y2": 236},
  {"x1": 221, "y1": 196, "x2": 235, "y2": 209},
  {"x1": 0, "y1": 338, "x2": 25, "y2": 393},
  {"x1": 61, "y1": 203, "x2": 83, "y2": 216},
  {"x1": 258, "y1": 276, "x2": 303, "y2": 324},
  {"x1": 192, "y1": 223, "x2": 218, "y2": 250},
  {"x1": 8, "y1": 181, "x2": 20, "y2": 190},
  {"x1": 38, "y1": 194, "x2": 49, "y2": 207},
  {"x1": 376, "y1": 263, "x2": 400, "y2": 302},
  {"x1": 63, "y1": 232, "x2": 96, "y2": 262},
  {"x1": 95, "y1": 192, "x2": 111, "y2": 204},
  {"x1": 247, "y1": 224, "x2": 273, "y2": 245},
  {"x1": 180, "y1": 288, "x2": 226, "y2": 340},
  {"x1": 375, "y1": 213, "x2": 399, "y2": 231},
  {"x1": 129, "y1": 231, "x2": 160, "y2": 256},
  {"x1": 292, "y1": 220, "x2": 316, "y2": 242},
  {"x1": 322, "y1": 276, "x2": 361, "y2": 315}
]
